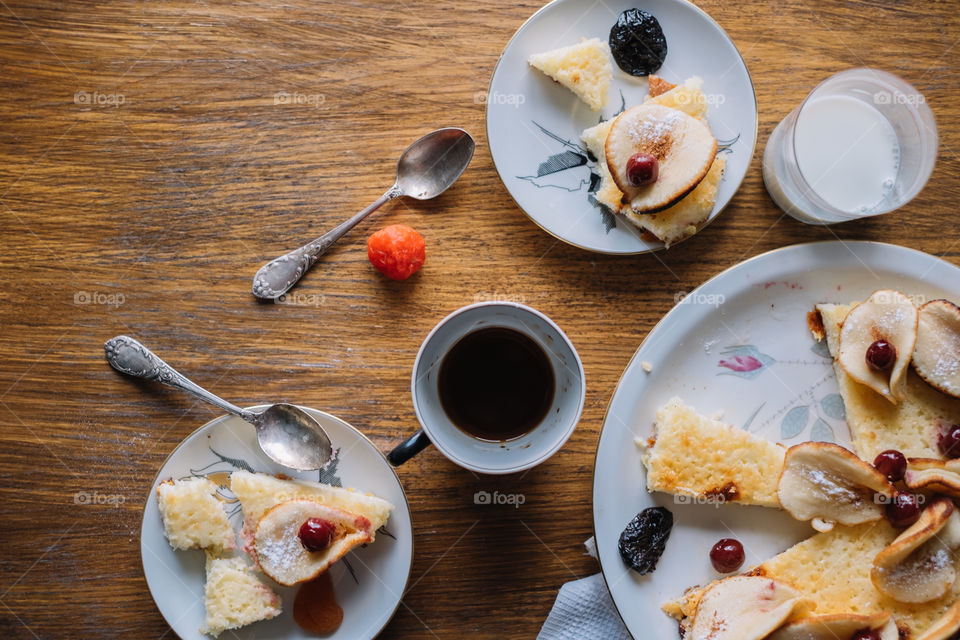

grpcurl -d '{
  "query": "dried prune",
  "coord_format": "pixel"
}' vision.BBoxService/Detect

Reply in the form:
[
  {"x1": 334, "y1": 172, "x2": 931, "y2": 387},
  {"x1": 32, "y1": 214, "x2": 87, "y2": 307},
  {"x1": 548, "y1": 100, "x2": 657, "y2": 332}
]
[
  {"x1": 609, "y1": 9, "x2": 668, "y2": 77},
  {"x1": 618, "y1": 506, "x2": 673, "y2": 574}
]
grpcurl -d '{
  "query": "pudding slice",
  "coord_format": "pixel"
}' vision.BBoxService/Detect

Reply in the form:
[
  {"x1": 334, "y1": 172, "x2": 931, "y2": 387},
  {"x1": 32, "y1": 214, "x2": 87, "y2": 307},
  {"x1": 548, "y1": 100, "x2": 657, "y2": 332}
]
[
  {"x1": 156, "y1": 476, "x2": 235, "y2": 553},
  {"x1": 528, "y1": 38, "x2": 612, "y2": 111},
  {"x1": 639, "y1": 398, "x2": 786, "y2": 508}
]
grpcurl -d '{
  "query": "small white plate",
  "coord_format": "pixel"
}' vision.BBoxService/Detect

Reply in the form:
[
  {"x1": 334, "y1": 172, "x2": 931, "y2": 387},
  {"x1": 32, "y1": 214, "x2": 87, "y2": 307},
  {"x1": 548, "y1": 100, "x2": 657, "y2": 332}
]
[
  {"x1": 486, "y1": 0, "x2": 757, "y2": 254},
  {"x1": 141, "y1": 407, "x2": 412, "y2": 640},
  {"x1": 593, "y1": 241, "x2": 960, "y2": 638}
]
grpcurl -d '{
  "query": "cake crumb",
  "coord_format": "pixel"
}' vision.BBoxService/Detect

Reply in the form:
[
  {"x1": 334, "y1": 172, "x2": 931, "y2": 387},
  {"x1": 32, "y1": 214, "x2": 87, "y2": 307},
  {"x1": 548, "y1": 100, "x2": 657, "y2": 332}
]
[{"x1": 641, "y1": 360, "x2": 653, "y2": 372}]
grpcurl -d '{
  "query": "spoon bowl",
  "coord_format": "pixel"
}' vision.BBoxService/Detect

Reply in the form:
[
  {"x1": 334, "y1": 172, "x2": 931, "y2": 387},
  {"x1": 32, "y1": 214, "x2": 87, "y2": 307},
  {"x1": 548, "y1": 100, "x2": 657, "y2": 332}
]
[
  {"x1": 255, "y1": 403, "x2": 334, "y2": 470},
  {"x1": 104, "y1": 335, "x2": 333, "y2": 471},
  {"x1": 396, "y1": 128, "x2": 476, "y2": 200}
]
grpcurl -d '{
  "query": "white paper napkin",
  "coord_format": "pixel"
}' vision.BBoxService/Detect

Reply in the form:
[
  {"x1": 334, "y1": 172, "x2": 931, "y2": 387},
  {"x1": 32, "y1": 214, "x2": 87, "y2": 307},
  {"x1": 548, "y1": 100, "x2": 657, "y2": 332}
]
[{"x1": 537, "y1": 538, "x2": 631, "y2": 640}]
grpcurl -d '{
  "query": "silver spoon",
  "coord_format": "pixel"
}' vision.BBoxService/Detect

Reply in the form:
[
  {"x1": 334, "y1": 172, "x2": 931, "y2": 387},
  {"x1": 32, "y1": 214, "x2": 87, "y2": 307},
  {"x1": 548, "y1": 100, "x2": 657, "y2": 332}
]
[
  {"x1": 252, "y1": 127, "x2": 475, "y2": 299},
  {"x1": 104, "y1": 335, "x2": 333, "y2": 471}
]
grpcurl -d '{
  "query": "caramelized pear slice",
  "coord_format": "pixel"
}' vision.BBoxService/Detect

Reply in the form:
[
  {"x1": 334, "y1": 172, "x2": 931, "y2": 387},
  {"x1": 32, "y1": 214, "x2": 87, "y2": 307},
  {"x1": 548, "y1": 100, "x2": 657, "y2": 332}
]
[
  {"x1": 254, "y1": 499, "x2": 373, "y2": 586},
  {"x1": 916, "y1": 599, "x2": 960, "y2": 640},
  {"x1": 872, "y1": 497, "x2": 960, "y2": 603},
  {"x1": 905, "y1": 458, "x2": 960, "y2": 498},
  {"x1": 778, "y1": 442, "x2": 894, "y2": 532},
  {"x1": 837, "y1": 290, "x2": 918, "y2": 403},
  {"x1": 605, "y1": 103, "x2": 717, "y2": 214},
  {"x1": 769, "y1": 612, "x2": 898, "y2": 640},
  {"x1": 913, "y1": 299, "x2": 960, "y2": 398},
  {"x1": 688, "y1": 576, "x2": 811, "y2": 640}
]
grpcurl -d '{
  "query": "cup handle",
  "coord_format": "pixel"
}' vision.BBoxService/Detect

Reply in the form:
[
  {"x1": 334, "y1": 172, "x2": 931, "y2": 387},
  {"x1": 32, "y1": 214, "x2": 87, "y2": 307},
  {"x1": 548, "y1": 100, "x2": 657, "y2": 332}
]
[{"x1": 387, "y1": 429, "x2": 432, "y2": 466}]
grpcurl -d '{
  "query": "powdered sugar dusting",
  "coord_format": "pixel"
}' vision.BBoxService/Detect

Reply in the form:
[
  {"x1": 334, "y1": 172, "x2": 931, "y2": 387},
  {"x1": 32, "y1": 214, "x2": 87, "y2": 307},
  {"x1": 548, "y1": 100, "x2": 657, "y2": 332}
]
[
  {"x1": 876, "y1": 306, "x2": 908, "y2": 334},
  {"x1": 629, "y1": 109, "x2": 681, "y2": 142},
  {"x1": 628, "y1": 109, "x2": 683, "y2": 159},
  {"x1": 933, "y1": 355, "x2": 960, "y2": 384},
  {"x1": 842, "y1": 303, "x2": 909, "y2": 336},
  {"x1": 881, "y1": 545, "x2": 955, "y2": 594},
  {"x1": 257, "y1": 521, "x2": 304, "y2": 574},
  {"x1": 800, "y1": 465, "x2": 863, "y2": 504}
]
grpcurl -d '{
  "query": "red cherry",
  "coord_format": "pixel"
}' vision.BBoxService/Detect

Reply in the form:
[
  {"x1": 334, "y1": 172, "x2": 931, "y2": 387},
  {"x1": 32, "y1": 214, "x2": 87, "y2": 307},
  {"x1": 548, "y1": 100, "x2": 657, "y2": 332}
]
[
  {"x1": 873, "y1": 449, "x2": 907, "y2": 482},
  {"x1": 886, "y1": 492, "x2": 921, "y2": 528},
  {"x1": 865, "y1": 340, "x2": 896, "y2": 371},
  {"x1": 709, "y1": 538, "x2": 745, "y2": 573},
  {"x1": 939, "y1": 424, "x2": 960, "y2": 459},
  {"x1": 625, "y1": 153, "x2": 659, "y2": 187},
  {"x1": 851, "y1": 629, "x2": 880, "y2": 640},
  {"x1": 299, "y1": 518, "x2": 336, "y2": 552}
]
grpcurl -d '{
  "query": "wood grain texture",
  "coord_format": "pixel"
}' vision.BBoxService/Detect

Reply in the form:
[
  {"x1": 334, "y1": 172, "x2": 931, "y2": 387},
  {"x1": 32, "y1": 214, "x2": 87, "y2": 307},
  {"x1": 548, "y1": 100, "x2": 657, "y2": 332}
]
[{"x1": 0, "y1": 0, "x2": 958, "y2": 637}]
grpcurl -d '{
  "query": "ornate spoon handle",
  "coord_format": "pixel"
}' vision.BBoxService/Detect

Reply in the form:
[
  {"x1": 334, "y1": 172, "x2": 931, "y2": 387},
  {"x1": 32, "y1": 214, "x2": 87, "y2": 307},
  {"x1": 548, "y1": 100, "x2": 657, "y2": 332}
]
[
  {"x1": 104, "y1": 335, "x2": 254, "y2": 421},
  {"x1": 252, "y1": 186, "x2": 402, "y2": 300}
]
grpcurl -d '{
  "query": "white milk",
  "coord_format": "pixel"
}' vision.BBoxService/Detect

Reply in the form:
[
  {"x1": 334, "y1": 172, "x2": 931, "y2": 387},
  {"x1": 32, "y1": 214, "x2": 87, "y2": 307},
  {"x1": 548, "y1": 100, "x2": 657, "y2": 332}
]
[{"x1": 793, "y1": 95, "x2": 900, "y2": 214}]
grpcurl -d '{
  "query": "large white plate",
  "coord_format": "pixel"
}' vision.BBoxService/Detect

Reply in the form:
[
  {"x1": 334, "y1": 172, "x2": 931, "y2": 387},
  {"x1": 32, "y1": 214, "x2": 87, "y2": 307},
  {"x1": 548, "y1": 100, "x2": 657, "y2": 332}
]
[
  {"x1": 486, "y1": 0, "x2": 757, "y2": 254},
  {"x1": 593, "y1": 241, "x2": 960, "y2": 638},
  {"x1": 141, "y1": 406, "x2": 412, "y2": 640}
]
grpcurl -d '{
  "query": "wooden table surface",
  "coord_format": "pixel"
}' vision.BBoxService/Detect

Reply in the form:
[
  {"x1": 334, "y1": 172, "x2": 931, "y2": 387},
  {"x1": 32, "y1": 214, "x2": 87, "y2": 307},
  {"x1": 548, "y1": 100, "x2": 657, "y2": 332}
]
[{"x1": 1, "y1": 0, "x2": 958, "y2": 637}]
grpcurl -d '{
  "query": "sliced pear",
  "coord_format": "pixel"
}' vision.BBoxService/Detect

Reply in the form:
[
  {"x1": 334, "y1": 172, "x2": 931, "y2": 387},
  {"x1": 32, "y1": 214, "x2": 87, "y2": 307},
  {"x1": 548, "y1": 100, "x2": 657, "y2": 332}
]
[
  {"x1": 872, "y1": 497, "x2": 960, "y2": 603},
  {"x1": 905, "y1": 457, "x2": 960, "y2": 498},
  {"x1": 916, "y1": 599, "x2": 960, "y2": 640},
  {"x1": 254, "y1": 498, "x2": 373, "y2": 586},
  {"x1": 605, "y1": 103, "x2": 717, "y2": 214},
  {"x1": 688, "y1": 576, "x2": 812, "y2": 640},
  {"x1": 913, "y1": 299, "x2": 960, "y2": 398},
  {"x1": 768, "y1": 612, "x2": 898, "y2": 640},
  {"x1": 837, "y1": 290, "x2": 918, "y2": 403},
  {"x1": 778, "y1": 442, "x2": 894, "y2": 532}
]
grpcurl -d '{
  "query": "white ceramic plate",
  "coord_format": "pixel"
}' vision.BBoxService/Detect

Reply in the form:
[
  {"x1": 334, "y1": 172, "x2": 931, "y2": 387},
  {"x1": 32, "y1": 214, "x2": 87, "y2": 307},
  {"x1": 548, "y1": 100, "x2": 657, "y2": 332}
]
[
  {"x1": 486, "y1": 0, "x2": 757, "y2": 254},
  {"x1": 141, "y1": 407, "x2": 412, "y2": 640},
  {"x1": 593, "y1": 241, "x2": 960, "y2": 638}
]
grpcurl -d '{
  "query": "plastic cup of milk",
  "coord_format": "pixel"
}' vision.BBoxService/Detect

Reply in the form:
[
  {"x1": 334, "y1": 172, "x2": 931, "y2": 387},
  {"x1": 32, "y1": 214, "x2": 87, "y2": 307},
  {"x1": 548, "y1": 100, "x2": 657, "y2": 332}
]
[{"x1": 763, "y1": 68, "x2": 937, "y2": 225}]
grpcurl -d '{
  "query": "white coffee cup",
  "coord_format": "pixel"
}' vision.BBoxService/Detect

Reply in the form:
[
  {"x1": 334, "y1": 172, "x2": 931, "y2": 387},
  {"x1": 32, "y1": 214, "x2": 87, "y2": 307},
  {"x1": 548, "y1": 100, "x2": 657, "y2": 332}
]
[{"x1": 387, "y1": 301, "x2": 585, "y2": 475}]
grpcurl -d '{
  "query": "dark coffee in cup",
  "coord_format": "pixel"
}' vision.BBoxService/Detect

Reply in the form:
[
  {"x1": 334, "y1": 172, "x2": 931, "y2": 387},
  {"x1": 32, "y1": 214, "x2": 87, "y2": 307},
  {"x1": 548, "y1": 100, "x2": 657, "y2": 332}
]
[{"x1": 437, "y1": 326, "x2": 554, "y2": 442}]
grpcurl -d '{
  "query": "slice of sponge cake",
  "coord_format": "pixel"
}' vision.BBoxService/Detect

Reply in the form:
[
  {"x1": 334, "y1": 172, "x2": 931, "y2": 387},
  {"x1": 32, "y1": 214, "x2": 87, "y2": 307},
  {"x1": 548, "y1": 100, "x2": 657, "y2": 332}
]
[
  {"x1": 201, "y1": 553, "x2": 281, "y2": 637},
  {"x1": 528, "y1": 38, "x2": 612, "y2": 111},
  {"x1": 639, "y1": 398, "x2": 786, "y2": 508},
  {"x1": 580, "y1": 118, "x2": 623, "y2": 213},
  {"x1": 156, "y1": 476, "x2": 236, "y2": 553},
  {"x1": 815, "y1": 303, "x2": 960, "y2": 461}
]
